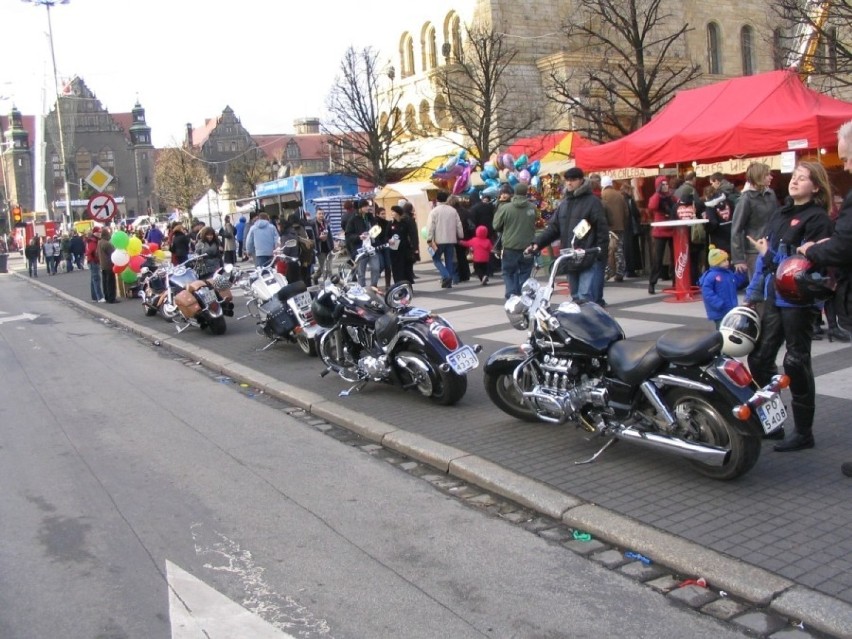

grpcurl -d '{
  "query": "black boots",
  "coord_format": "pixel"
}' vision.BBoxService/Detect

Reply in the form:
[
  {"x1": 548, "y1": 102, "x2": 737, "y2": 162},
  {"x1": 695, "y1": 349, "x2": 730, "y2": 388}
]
[{"x1": 774, "y1": 402, "x2": 815, "y2": 452}]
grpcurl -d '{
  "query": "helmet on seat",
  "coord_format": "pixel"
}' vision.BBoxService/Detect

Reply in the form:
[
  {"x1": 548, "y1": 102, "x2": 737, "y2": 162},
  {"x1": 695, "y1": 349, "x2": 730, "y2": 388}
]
[
  {"x1": 311, "y1": 289, "x2": 340, "y2": 328},
  {"x1": 775, "y1": 255, "x2": 835, "y2": 305},
  {"x1": 719, "y1": 306, "x2": 760, "y2": 358}
]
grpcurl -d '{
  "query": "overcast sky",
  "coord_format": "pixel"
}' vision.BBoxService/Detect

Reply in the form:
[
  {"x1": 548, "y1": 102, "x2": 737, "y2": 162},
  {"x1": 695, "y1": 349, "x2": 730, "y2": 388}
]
[{"x1": 1, "y1": 0, "x2": 423, "y2": 147}]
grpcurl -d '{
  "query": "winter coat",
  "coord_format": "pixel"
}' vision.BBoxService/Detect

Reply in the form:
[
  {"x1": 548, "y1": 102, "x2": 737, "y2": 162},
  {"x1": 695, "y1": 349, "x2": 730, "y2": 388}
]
[
  {"x1": 704, "y1": 203, "x2": 733, "y2": 255},
  {"x1": 388, "y1": 216, "x2": 414, "y2": 259},
  {"x1": 194, "y1": 227, "x2": 222, "y2": 275},
  {"x1": 699, "y1": 266, "x2": 748, "y2": 321},
  {"x1": 344, "y1": 211, "x2": 375, "y2": 257},
  {"x1": 649, "y1": 176, "x2": 676, "y2": 239},
  {"x1": 246, "y1": 219, "x2": 279, "y2": 258},
  {"x1": 24, "y1": 242, "x2": 40, "y2": 260},
  {"x1": 84, "y1": 236, "x2": 100, "y2": 264},
  {"x1": 534, "y1": 179, "x2": 609, "y2": 261},
  {"x1": 426, "y1": 203, "x2": 463, "y2": 245},
  {"x1": 601, "y1": 186, "x2": 629, "y2": 233},
  {"x1": 219, "y1": 223, "x2": 237, "y2": 252},
  {"x1": 169, "y1": 230, "x2": 192, "y2": 263},
  {"x1": 70, "y1": 235, "x2": 85, "y2": 256},
  {"x1": 97, "y1": 237, "x2": 115, "y2": 270},
  {"x1": 471, "y1": 200, "x2": 496, "y2": 238},
  {"x1": 459, "y1": 225, "x2": 494, "y2": 263},
  {"x1": 730, "y1": 186, "x2": 778, "y2": 266},
  {"x1": 493, "y1": 195, "x2": 537, "y2": 250},
  {"x1": 235, "y1": 217, "x2": 247, "y2": 243}
]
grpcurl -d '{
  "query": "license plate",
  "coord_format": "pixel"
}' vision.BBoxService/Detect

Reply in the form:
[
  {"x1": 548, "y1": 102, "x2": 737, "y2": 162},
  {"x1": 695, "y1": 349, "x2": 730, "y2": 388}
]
[
  {"x1": 447, "y1": 345, "x2": 479, "y2": 374},
  {"x1": 293, "y1": 291, "x2": 312, "y2": 309},
  {"x1": 756, "y1": 395, "x2": 788, "y2": 434}
]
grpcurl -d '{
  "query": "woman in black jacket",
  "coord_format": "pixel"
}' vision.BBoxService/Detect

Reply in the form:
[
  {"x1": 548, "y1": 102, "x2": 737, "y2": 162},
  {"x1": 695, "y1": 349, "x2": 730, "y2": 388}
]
[{"x1": 388, "y1": 205, "x2": 415, "y2": 285}]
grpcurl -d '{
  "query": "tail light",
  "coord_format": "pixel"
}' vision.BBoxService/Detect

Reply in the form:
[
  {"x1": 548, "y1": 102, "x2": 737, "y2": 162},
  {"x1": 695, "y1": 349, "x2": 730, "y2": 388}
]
[
  {"x1": 434, "y1": 326, "x2": 459, "y2": 351},
  {"x1": 721, "y1": 359, "x2": 752, "y2": 387}
]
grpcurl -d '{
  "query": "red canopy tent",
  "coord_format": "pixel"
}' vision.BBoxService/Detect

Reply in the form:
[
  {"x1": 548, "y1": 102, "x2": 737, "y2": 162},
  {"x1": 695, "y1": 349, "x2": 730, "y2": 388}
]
[{"x1": 574, "y1": 70, "x2": 852, "y2": 171}]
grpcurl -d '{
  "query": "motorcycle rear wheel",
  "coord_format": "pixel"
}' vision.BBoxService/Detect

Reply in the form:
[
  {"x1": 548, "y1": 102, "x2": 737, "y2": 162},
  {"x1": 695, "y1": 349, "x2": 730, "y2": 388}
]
[
  {"x1": 397, "y1": 350, "x2": 467, "y2": 406},
  {"x1": 484, "y1": 370, "x2": 539, "y2": 422},
  {"x1": 208, "y1": 316, "x2": 227, "y2": 335},
  {"x1": 143, "y1": 304, "x2": 158, "y2": 317},
  {"x1": 296, "y1": 332, "x2": 318, "y2": 357},
  {"x1": 664, "y1": 387, "x2": 761, "y2": 480}
]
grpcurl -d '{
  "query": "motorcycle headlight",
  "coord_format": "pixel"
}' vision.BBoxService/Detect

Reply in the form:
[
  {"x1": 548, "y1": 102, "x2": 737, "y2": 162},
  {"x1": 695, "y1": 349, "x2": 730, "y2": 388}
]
[{"x1": 504, "y1": 295, "x2": 530, "y2": 330}]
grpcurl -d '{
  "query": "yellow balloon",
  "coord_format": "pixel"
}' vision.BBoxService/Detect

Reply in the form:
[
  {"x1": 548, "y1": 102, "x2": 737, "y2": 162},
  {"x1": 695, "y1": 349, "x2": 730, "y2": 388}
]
[
  {"x1": 153, "y1": 250, "x2": 166, "y2": 261},
  {"x1": 126, "y1": 236, "x2": 143, "y2": 257}
]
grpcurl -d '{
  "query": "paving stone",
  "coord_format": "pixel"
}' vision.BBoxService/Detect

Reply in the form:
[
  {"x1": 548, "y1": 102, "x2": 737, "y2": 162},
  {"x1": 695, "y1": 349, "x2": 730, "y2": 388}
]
[
  {"x1": 700, "y1": 597, "x2": 750, "y2": 621},
  {"x1": 522, "y1": 517, "x2": 559, "y2": 533},
  {"x1": 537, "y1": 527, "x2": 573, "y2": 543},
  {"x1": 359, "y1": 444, "x2": 382, "y2": 453},
  {"x1": 448, "y1": 485, "x2": 481, "y2": 499},
  {"x1": 465, "y1": 493, "x2": 497, "y2": 507},
  {"x1": 499, "y1": 511, "x2": 530, "y2": 524},
  {"x1": 312, "y1": 422, "x2": 333, "y2": 432},
  {"x1": 398, "y1": 461, "x2": 419, "y2": 471},
  {"x1": 563, "y1": 538, "x2": 608, "y2": 556},
  {"x1": 769, "y1": 628, "x2": 820, "y2": 638},
  {"x1": 591, "y1": 549, "x2": 630, "y2": 569},
  {"x1": 618, "y1": 560, "x2": 665, "y2": 582},
  {"x1": 667, "y1": 585, "x2": 718, "y2": 608},
  {"x1": 732, "y1": 611, "x2": 789, "y2": 636},
  {"x1": 647, "y1": 575, "x2": 681, "y2": 593}
]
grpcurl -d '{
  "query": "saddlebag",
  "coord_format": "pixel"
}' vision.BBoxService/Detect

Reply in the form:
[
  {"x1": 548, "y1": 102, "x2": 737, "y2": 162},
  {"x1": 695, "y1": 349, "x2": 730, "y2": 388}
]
[
  {"x1": 174, "y1": 290, "x2": 201, "y2": 317},
  {"x1": 261, "y1": 298, "x2": 297, "y2": 336}
]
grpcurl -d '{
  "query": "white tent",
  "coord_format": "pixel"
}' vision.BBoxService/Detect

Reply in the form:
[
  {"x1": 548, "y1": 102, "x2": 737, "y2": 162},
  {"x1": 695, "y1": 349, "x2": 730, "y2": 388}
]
[{"x1": 374, "y1": 181, "x2": 438, "y2": 258}]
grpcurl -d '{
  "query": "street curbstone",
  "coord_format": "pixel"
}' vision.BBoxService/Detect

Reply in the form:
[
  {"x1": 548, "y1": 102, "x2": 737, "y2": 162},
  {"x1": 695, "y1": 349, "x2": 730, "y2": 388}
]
[
  {"x1": 309, "y1": 400, "x2": 398, "y2": 443},
  {"x1": 382, "y1": 430, "x2": 469, "y2": 472},
  {"x1": 770, "y1": 586, "x2": 852, "y2": 639}
]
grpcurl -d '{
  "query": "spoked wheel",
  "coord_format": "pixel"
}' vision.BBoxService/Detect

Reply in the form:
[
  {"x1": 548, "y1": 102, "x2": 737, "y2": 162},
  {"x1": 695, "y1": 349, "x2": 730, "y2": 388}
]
[
  {"x1": 484, "y1": 368, "x2": 540, "y2": 422},
  {"x1": 296, "y1": 332, "x2": 318, "y2": 357},
  {"x1": 664, "y1": 388, "x2": 761, "y2": 480},
  {"x1": 208, "y1": 316, "x2": 227, "y2": 335},
  {"x1": 396, "y1": 350, "x2": 467, "y2": 406},
  {"x1": 318, "y1": 328, "x2": 355, "y2": 374}
]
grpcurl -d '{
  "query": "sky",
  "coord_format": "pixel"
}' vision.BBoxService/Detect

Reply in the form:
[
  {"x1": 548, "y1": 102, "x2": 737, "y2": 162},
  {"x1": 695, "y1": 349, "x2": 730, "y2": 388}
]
[{"x1": 1, "y1": 0, "x2": 424, "y2": 148}]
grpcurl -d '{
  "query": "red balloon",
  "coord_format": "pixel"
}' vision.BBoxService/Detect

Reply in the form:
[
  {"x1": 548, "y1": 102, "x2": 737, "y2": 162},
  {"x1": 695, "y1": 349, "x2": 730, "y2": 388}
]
[
  {"x1": 147, "y1": 243, "x2": 159, "y2": 253},
  {"x1": 128, "y1": 255, "x2": 146, "y2": 273},
  {"x1": 112, "y1": 264, "x2": 125, "y2": 274}
]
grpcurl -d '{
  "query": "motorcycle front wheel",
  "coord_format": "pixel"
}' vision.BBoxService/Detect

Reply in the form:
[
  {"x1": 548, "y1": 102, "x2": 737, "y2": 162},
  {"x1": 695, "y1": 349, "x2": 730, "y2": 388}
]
[
  {"x1": 484, "y1": 369, "x2": 539, "y2": 422},
  {"x1": 664, "y1": 387, "x2": 761, "y2": 480}
]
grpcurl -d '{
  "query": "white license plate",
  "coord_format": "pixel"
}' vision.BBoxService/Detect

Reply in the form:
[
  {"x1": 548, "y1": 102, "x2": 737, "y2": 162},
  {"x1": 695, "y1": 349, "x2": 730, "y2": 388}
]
[
  {"x1": 293, "y1": 291, "x2": 312, "y2": 309},
  {"x1": 447, "y1": 345, "x2": 479, "y2": 374},
  {"x1": 756, "y1": 395, "x2": 788, "y2": 434}
]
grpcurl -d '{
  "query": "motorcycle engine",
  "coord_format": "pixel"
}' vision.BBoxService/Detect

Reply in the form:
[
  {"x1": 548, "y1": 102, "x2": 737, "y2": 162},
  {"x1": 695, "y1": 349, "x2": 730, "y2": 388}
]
[
  {"x1": 358, "y1": 355, "x2": 391, "y2": 379},
  {"x1": 527, "y1": 355, "x2": 608, "y2": 423}
]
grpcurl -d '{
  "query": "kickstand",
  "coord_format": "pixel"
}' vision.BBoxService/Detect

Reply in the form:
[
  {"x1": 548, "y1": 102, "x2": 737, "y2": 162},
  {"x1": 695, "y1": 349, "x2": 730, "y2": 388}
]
[
  {"x1": 339, "y1": 380, "x2": 367, "y2": 397},
  {"x1": 256, "y1": 338, "x2": 278, "y2": 352},
  {"x1": 574, "y1": 437, "x2": 618, "y2": 465}
]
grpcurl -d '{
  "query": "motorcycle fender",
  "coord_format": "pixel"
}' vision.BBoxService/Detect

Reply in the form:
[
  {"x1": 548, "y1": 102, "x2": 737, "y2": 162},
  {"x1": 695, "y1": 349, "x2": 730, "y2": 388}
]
[
  {"x1": 301, "y1": 324, "x2": 323, "y2": 339},
  {"x1": 484, "y1": 345, "x2": 530, "y2": 375}
]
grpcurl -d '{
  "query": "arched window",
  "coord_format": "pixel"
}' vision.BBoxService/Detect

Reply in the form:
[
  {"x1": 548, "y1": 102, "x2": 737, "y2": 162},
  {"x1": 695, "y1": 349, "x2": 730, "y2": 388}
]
[
  {"x1": 74, "y1": 147, "x2": 92, "y2": 180},
  {"x1": 98, "y1": 147, "x2": 115, "y2": 173},
  {"x1": 419, "y1": 99, "x2": 435, "y2": 132},
  {"x1": 443, "y1": 12, "x2": 462, "y2": 62},
  {"x1": 286, "y1": 140, "x2": 300, "y2": 161},
  {"x1": 421, "y1": 23, "x2": 437, "y2": 71},
  {"x1": 399, "y1": 33, "x2": 415, "y2": 77},
  {"x1": 707, "y1": 23, "x2": 722, "y2": 74},
  {"x1": 741, "y1": 26, "x2": 755, "y2": 75},
  {"x1": 405, "y1": 104, "x2": 418, "y2": 134}
]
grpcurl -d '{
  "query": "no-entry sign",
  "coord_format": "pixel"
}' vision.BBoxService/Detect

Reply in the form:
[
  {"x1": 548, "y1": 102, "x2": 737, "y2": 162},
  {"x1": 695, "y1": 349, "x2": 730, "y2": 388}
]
[{"x1": 86, "y1": 193, "x2": 118, "y2": 223}]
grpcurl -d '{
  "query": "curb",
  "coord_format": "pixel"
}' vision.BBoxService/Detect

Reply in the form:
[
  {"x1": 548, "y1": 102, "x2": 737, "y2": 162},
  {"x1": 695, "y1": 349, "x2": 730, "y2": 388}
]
[{"x1": 12, "y1": 269, "x2": 852, "y2": 639}]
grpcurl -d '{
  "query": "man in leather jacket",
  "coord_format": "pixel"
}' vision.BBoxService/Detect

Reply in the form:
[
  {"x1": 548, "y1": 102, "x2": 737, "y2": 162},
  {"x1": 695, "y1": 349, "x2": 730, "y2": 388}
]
[
  {"x1": 798, "y1": 119, "x2": 852, "y2": 477},
  {"x1": 529, "y1": 167, "x2": 609, "y2": 302}
]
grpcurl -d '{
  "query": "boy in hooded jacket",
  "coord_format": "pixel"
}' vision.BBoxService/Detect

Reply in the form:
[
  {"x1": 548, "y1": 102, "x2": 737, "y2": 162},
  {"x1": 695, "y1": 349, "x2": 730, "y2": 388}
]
[
  {"x1": 460, "y1": 225, "x2": 495, "y2": 285},
  {"x1": 699, "y1": 247, "x2": 747, "y2": 328}
]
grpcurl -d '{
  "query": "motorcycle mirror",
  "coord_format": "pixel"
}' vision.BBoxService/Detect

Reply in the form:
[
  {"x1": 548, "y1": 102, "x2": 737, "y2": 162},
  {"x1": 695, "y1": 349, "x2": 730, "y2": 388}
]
[{"x1": 223, "y1": 263, "x2": 234, "y2": 274}]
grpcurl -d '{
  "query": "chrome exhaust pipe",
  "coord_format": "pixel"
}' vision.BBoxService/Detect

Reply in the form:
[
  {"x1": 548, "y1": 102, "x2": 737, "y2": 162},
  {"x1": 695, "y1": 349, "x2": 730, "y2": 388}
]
[{"x1": 615, "y1": 428, "x2": 730, "y2": 466}]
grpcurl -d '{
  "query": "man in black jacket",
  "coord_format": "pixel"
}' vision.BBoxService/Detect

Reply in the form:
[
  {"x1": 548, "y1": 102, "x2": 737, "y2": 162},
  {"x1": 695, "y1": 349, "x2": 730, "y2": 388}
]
[
  {"x1": 529, "y1": 167, "x2": 609, "y2": 302},
  {"x1": 798, "y1": 119, "x2": 852, "y2": 477}
]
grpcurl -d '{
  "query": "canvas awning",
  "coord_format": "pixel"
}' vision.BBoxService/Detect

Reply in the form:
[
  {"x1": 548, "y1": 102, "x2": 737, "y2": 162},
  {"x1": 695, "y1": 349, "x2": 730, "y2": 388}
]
[{"x1": 575, "y1": 70, "x2": 852, "y2": 172}]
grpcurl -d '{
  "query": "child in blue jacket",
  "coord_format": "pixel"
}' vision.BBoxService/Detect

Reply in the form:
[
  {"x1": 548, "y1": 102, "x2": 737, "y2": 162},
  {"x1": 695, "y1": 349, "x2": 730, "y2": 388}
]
[{"x1": 699, "y1": 247, "x2": 748, "y2": 328}]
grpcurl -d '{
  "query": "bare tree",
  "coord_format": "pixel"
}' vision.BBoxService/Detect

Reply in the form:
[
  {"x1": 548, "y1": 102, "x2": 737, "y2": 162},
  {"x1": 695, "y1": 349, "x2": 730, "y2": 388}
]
[
  {"x1": 225, "y1": 149, "x2": 272, "y2": 198},
  {"x1": 770, "y1": 0, "x2": 851, "y2": 92},
  {"x1": 324, "y1": 46, "x2": 415, "y2": 187},
  {"x1": 544, "y1": 0, "x2": 702, "y2": 142},
  {"x1": 434, "y1": 25, "x2": 540, "y2": 163},
  {"x1": 154, "y1": 146, "x2": 210, "y2": 215}
]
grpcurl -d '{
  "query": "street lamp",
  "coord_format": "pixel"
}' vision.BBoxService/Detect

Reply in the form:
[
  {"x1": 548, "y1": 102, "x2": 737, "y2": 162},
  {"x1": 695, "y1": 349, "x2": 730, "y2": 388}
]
[{"x1": 22, "y1": 0, "x2": 72, "y2": 229}]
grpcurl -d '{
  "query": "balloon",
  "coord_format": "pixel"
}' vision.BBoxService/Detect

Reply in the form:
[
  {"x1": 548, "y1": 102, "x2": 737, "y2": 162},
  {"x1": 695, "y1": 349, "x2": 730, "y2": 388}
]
[
  {"x1": 127, "y1": 236, "x2": 143, "y2": 257},
  {"x1": 519, "y1": 169, "x2": 531, "y2": 184},
  {"x1": 514, "y1": 154, "x2": 529, "y2": 170},
  {"x1": 457, "y1": 149, "x2": 467, "y2": 160},
  {"x1": 112, "y1": 249, "x2": 130, "y2": 267},
  {"x1": 531, "y1": 176, "x2": 542, "y2": 190},
  {"x1": 452, "y1": 171, "x2": 469, "y2": 195},
  {"x1": 528, "y1": 160, "x2": 541, "y2": 176},
  {"x1": 153, "y1": 250, "x2": 166, "y2": 261},
  {"x1": 112, "y1": 264, "x2": 125, "y2": 274},
  {"x1": 443, "y1": 156, "x2": 458, "y2": 170},
  {"x1": 147, "y1": 242, "x2": 160, "y2": 253},
  {"x1": 129, "y1": 255, "x2": 146, "y2": 273},
  {"x1": 507, "y1": 173, "x2": 519, "y2": 186},
  {"x1": 486, "y1": 178, "x2": 500, "y2": 188},
  {"x1": 420, "y1": 226, "x2": 429, "y2": 240},
  {"x1": 483, "y1": 163, "x2": 498, "y2": 179},
  {"x1": 501, "y1": 153, "x2": 515, "y2": 170},
  {"x1": 111, "y1": 230, "x2": 129, "y2": 250},
  {"x1": 120, "y1": 268, "x2": 138, "y2": 284},
  {"x1": 482, "y1": 186, "x2": 499, "y2": 198}
]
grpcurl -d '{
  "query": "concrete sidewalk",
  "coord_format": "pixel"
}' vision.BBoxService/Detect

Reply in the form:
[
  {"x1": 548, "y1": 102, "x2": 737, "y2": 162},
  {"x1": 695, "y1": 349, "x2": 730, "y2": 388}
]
[{"x1": 4, "y1": 252, "x2": 852, "y2": 638}]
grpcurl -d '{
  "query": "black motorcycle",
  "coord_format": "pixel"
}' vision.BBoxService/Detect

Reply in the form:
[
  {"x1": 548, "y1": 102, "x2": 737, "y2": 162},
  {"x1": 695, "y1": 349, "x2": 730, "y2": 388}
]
[
  {"x1": 312, "y1": 246, "x2": 480, "y2": 405},
  {"x1": 484, "y1": 245, "x2": 789, "y2": 480}
]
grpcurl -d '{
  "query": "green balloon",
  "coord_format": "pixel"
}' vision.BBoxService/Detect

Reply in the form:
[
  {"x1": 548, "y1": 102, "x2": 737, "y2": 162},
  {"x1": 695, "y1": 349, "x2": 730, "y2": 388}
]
[
  {"x1": 420, "y1": 226, "x2": 428, "y2": 240},
  {"x1": 111, "y1": 230, "x2": 129, "y2": 250},
  {"x1": 120, "y1": 268, "x2": 138, "y2": 284}
]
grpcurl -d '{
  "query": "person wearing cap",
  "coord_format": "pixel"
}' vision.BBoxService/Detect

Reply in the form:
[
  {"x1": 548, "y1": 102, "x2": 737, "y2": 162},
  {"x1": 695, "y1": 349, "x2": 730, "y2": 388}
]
[
  {"x1": 529, "y1": 167, "x2": 610, "y2": 303},
  {"x1": 600, "y1": 176, "x2": 628, "y2": 282},
  {"x1": 699, "y1": 247, "x2": 747, "y2": 328},
  {"x1": 493, "y1": 182, "x2": 537, "y2": 298}
]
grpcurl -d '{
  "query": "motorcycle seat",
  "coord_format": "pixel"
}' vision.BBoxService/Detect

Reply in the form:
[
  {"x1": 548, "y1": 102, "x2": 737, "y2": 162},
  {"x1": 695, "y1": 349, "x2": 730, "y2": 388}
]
[
  {"x1": 608, "y1": 341, "x2": 664, "y2": 386},
  {"x1": 655, "y1": 328, "x2": 723, "y2": 367},
  {"x1": 276, "y1": 280, "x2": 308, "y2": 302}
]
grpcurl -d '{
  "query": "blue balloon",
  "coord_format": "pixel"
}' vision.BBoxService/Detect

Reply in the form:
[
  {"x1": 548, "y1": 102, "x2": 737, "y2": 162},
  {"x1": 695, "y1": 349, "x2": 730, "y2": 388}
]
[
  {"x1": 486, "y1": 178, "x2": 500, "y2": 188},
  {"x1": 457, "y1": 149, "x2": 468, "y2": 160},
  {"x1": 531, "y1": 176, "x2": 541, "y2": 189},
  {"x1": 482, "y1": 186, "x2": 499, "y2": 198},
  {"x1": 528, "y1": 160, "x2": 541, "y2": 176},
  {"x1": 507, "y1": 173, "x2": 519, "y2": 186}
]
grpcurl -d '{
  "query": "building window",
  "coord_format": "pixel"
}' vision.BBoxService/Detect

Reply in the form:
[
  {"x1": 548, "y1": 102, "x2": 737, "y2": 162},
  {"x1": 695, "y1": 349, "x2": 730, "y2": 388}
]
[
  {"x1": 99, "y1": 147, "x2": 115, "y2": 173},
  {"x1": 286, "y1": 140, "x2": 300, "y2": 160},
  {"x1": 75, "y1": 148, "x2": 92, "y2": 180},
  {"x1": 741, "y1": 25, "x2": 755, "y2": 75},
  {"x1": 444, "y1": 12, "x2": 462, "y2": 62},
  {"x1": 422, "y1": 24, "x2": 437, "y2": 71},
  {"x1": 51, "y1": 153, "x2": 62, "y2": 180},
  {"x1": 707, "y1": 22, "x2": 722, "y2": 74},
  {"x1": 231, "y1": 142, "x2": 237, "y2": 152},
  {"x1": 772, "y1": 28, "x2": 785, "y2": 69},
  {"x1": 400, "y1": 33, "x2": 415, "y2": 77}
]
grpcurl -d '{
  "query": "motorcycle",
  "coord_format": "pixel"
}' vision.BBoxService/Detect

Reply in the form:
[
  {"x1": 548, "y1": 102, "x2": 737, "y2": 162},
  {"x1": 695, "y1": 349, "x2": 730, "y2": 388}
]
[
  {"x1": 139, "y1": 255, "x2": 235, "y2": 335},
  {"x1": 484, "y1": 242, "x2": 790, "y2": 480},
  {"x1": 312, "y1": 245, "x2": 481, "y2": 405},
  {"x1": 235, "y1": 241, "x2": 320, "y2": 355}
]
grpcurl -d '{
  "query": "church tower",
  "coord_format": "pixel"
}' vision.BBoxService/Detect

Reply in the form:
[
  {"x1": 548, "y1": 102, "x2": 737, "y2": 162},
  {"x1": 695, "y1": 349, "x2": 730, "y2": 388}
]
[
  {"x1": 1, "y1": 106, "x2": 35, "y2": 215},
  {"x1": 129, "y1": 100, "x2": 158, "y2": 215}
]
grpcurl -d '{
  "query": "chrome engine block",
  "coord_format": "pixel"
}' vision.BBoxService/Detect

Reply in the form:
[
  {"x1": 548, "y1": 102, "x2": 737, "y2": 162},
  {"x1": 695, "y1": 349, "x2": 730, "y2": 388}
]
[
  {"x1": 519, "y1": 355, "x2": 608, "y2": 423},
  {"x1": 358, "y1": 355, "x2": 391, "y2": 380}
]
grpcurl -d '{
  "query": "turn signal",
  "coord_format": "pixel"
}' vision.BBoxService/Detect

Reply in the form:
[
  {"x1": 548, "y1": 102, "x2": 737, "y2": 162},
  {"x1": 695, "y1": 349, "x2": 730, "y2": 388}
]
[
  {"x1": 776, "y1": 374, "x2": 791, "y2": 390},
  {"x1": 732, "y1": 404, "x2": 752, "y2": 421}
]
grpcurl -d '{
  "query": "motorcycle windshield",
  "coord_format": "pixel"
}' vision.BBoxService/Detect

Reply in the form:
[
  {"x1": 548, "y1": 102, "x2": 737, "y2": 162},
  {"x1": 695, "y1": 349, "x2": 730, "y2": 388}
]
[
  {"x1": 553, "y1": 300, "x2": 624, "y2": 354},
  {"x1": 171, "y1": 269, "x2": 199, "y2": 288}
]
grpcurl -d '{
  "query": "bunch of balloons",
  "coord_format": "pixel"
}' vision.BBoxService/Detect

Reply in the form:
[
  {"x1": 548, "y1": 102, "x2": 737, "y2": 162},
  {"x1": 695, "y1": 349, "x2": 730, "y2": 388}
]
[
  {"x1": 430, "y1": 149, "x2": 479, "y2": 196},
  {"x1": 109, "y1": 230, "x2": 168, "y2": 284},
  {"x1": 479, "y1": 153, "x2": 542, "y2": 198}
]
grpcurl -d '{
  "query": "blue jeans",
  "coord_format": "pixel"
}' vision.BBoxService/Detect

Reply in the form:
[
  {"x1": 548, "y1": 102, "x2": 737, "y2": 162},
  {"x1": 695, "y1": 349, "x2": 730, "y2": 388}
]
[
  {"x1": 89, "y1": 263, "x2": 103, "y2": 300},
  {"x1": 433, "y1": 244, "x2": 456, "y2": 283},
  {"x1": 356, "y1": 251, "x2": 381, "y2": 287},
  {"x1": 566, "y1": 261, "x2": 604, "y2": 302},
  {"x1": 501, "y1": 249, "x2": 535, "y2": 299},
  {"x1": 255, "y1": 255, "x2": 272, "y2": 267}
]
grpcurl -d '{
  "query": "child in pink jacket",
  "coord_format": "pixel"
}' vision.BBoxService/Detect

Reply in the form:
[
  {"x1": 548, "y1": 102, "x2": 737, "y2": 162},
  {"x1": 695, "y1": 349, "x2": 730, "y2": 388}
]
[{"x1": 460, "y1": 225, "x2": 495, "y2": 285}]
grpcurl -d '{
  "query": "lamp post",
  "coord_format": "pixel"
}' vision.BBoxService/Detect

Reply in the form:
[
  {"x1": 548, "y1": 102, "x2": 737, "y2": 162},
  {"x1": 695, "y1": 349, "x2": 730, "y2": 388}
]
[{"x1": 23, "y1": 0, "x2": 72, "y2": 229}]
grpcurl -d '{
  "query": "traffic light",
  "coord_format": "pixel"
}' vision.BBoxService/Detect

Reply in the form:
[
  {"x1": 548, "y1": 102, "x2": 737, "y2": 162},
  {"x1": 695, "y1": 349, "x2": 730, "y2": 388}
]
[{"x1": 12, "y1": 206, "x2": 22, "y2": 222}]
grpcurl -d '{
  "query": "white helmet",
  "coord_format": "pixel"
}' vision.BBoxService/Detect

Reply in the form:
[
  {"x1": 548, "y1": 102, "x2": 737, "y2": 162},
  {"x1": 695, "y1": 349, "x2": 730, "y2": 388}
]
[{"x1": 719, "y1": 306, "x2": 760, "y2": 357}]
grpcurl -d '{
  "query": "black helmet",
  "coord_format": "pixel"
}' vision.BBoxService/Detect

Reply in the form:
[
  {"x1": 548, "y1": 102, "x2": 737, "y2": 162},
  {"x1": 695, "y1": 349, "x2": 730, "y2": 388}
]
[
  {"x1": 311, "y1": 290, "x2": 339, "y2": 328},
  {"x1": 775, "y1": 255, "x2": 835, "y2": 305},
  {"x1": 719, "y1": 306, "x2": 760, "y2": 357}
]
